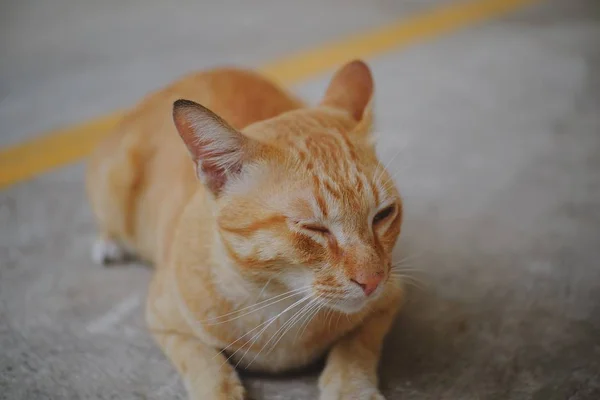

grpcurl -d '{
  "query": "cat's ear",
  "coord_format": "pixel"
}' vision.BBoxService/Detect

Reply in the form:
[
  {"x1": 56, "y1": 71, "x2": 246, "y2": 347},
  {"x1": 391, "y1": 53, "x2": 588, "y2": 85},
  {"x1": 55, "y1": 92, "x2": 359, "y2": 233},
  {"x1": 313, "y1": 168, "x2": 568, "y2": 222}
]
[
  {"x1": 173, "y1": 99, "x2": 258, "y2": 196},
  {"x1": 321, "y1": 60, "x2": 374, "y2": 122},
  {"x1": 350, "y1": 96, "x2": 375, "y2": 149}
]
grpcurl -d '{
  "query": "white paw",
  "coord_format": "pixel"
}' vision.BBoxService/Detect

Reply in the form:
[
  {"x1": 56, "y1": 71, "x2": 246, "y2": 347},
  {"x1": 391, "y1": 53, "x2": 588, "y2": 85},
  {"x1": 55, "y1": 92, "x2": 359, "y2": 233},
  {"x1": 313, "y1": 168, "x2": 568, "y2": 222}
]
[
  {"x1": 92, "y1": 237, "x2": 128, "y2": 265},
  {"x1": 319, "y1": 374, "x2": 385, "y2": 400},
  {"x1": 320, "y1": 388, "x2": 385, "y2": 400}
]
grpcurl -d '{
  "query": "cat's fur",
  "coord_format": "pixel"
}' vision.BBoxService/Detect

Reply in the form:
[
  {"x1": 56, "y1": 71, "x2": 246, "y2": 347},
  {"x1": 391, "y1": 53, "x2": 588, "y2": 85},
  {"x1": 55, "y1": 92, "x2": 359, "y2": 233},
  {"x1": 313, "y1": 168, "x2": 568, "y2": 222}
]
[{"x1": 86, "y1": 60, "x2": 403, "y2": 400}]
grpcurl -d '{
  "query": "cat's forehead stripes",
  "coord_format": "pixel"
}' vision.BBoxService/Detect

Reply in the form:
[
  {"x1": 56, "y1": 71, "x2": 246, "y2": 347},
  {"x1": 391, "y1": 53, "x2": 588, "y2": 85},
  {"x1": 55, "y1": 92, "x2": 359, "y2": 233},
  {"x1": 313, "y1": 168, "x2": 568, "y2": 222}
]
[
  {"x1": 285, "y1": 130, "x2": 381, "y2": 222},
  {"x1": 248, "y1": 109, "x2": 388, "y2": 222}
]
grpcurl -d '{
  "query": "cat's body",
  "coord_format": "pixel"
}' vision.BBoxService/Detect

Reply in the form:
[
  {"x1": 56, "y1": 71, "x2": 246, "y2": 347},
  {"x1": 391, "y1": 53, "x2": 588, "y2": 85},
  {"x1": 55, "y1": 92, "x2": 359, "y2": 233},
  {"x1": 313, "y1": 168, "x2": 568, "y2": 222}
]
[{"x1": 87, "y1": 61, "x2": 403, "y2": 399}]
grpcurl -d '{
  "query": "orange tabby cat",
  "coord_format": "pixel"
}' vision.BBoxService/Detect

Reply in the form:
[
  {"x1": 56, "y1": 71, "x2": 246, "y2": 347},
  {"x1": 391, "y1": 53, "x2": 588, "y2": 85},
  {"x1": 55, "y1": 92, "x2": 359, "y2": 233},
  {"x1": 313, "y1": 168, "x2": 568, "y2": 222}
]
[{"x1": 86, "y1": 60, "x2": 403, "y2": 400}]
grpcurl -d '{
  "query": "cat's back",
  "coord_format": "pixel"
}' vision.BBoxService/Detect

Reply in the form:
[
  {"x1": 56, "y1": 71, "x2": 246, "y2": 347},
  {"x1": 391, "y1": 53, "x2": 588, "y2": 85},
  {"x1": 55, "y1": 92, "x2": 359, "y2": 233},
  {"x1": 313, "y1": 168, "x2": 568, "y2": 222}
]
[
  {"x1": 103, "y1": 68, "x2": 304, "y2": 151},
  {"x1": 132, "y1": 68, "x2": 303, "y2": 135}
]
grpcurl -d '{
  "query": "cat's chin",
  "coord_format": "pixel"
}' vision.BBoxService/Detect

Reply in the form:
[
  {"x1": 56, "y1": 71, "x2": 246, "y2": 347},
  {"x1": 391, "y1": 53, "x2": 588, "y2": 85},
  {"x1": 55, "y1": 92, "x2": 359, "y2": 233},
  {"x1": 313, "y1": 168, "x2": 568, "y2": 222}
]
[{"x1": 326, "y1": 297, "x2": 369, "y2": 314}]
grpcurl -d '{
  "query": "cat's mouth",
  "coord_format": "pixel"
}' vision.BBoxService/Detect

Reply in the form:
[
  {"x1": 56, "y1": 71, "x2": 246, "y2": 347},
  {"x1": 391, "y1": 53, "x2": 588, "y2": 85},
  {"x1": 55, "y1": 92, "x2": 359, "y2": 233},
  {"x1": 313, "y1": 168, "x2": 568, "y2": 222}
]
[{"x1": 316, "y1": 286, "x2": 384, "y2": 314}]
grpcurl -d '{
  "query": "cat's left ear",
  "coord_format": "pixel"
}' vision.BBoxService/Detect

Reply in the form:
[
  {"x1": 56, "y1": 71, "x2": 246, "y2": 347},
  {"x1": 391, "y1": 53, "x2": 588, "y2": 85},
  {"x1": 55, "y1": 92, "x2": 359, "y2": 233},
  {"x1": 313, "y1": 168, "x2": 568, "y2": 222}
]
[
  {"x1": 321, "y1": 60, "x2": 375, "y2": 148},
  {"x1": 173, "y1": 99, "x2": 262, "y2": 196},
  {"x1": 321, "y1": 60, "x2": 374, "y2": 122}
]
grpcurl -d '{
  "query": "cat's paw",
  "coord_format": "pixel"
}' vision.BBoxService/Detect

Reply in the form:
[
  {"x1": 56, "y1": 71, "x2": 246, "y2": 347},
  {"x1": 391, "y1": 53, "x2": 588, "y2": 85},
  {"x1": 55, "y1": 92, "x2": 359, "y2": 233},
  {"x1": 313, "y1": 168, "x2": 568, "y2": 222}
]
[
  {"x1": 217, "y1": 374, "x2": 246, "y2": 400},
  {"x1": 320, "y1": 386, "x2": 385, "y2": 400},
  {"x1": 319, "y1": 370, "x2": 385, "y2": 400},
  {"x1": 186, "y1": 369, "x2": 246, "y2": 400},
  {"x1": 321, "y1": 388, "x2": 385, "y2": 400},
  {"x1": 91, "y1": 237, "x2": 128, "y2": 265}
]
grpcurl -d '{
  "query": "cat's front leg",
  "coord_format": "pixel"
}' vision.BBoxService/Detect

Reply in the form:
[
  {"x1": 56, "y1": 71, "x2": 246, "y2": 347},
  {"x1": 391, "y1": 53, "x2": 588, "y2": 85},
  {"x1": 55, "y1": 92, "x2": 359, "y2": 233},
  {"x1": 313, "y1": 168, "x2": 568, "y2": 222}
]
[
  {"x1": 146, "y1": 271, "x2": 246, "y2": 400},
  {"x1": 318, "y1": 295, "x2": 400, "y2": 400},
  {"x1": 151, "y1": 329, "x2": 246, "y2": 400}
]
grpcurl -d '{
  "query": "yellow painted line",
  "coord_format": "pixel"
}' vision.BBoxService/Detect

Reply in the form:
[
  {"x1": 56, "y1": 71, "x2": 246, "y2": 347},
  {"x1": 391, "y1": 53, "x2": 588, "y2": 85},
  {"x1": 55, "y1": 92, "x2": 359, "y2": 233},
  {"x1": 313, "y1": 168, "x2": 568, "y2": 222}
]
[
  {"x1": 261, "y1": 0, "x2": 541, "y2": 84},
  {"x1": 0, "y1": 0, "x2": 542, "y2": 189}
]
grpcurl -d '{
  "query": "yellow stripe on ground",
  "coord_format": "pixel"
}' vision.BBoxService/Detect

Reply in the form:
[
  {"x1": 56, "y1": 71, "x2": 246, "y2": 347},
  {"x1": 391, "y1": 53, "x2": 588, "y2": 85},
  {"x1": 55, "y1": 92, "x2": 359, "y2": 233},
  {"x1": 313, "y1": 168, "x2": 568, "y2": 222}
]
[{"x1": 0, "y1": 0, "x2": 541, "y2": 189}]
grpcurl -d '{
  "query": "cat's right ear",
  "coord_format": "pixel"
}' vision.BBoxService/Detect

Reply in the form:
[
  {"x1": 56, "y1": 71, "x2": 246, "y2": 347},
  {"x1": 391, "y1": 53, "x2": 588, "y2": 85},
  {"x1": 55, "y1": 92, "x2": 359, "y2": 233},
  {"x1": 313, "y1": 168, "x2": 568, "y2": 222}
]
[{"x1": 173, "y1": 99, "x2": 257, "y2": 196}]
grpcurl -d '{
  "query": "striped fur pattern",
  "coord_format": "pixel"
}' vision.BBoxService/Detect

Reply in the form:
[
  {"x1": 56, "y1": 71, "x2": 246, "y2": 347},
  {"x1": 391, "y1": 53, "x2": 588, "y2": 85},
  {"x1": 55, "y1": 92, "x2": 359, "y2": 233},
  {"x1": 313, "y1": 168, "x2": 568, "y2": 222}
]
[{"x1": 86, "y1": 60, "x2": 403, "y2": 400}]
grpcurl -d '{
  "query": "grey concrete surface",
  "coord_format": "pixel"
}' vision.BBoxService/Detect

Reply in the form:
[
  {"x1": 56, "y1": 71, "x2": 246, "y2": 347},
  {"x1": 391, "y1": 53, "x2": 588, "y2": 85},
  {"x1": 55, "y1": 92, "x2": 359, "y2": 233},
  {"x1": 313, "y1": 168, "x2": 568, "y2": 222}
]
[
  {"x1": 2, "y1": 0, "x2": 600, "y2": 399},
  {"x1": 0, "y1": 0, "x2": 455, "y2": 147}
]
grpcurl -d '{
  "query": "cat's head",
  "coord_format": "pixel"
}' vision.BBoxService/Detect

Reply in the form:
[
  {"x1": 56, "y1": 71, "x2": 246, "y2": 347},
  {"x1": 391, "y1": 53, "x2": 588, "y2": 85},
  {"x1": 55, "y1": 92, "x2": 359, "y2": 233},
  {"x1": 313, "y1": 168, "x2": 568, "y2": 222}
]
[{"x1": 173, "y1": 60, "x2": 402, "y2": 314}]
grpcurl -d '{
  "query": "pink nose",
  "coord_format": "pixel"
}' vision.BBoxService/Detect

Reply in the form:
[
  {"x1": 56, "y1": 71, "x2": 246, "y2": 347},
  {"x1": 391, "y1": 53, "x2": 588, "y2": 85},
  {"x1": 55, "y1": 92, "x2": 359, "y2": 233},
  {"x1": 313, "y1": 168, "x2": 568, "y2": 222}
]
[{"x1": 351, "y1": 273, "x2": 383, "y2": 296}]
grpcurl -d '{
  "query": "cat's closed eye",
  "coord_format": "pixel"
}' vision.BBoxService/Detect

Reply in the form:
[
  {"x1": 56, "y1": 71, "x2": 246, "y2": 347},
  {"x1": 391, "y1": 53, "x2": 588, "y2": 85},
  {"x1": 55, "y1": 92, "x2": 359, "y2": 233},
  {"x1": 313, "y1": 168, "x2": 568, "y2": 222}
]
[
  {"x1": 301, "y1": 224, "x2": 331, "y2": 235},
  {"x1": 373, "y1": 205, "x2": 396, "y2": 225}
]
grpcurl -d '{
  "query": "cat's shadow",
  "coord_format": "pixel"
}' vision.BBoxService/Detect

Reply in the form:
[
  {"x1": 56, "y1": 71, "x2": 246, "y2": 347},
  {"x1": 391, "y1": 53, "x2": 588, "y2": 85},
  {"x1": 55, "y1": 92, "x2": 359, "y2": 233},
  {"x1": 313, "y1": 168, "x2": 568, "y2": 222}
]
[{"x1": 379, "y1": 288, "x2": 469, "y2": 391}]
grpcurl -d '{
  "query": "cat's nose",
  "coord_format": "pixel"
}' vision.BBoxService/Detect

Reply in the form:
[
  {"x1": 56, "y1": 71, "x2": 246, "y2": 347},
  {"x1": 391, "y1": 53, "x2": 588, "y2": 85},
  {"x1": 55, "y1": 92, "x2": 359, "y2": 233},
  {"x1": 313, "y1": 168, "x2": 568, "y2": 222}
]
[{"x1": 350, "y1": 271, "x2": 384, "y2": 296}]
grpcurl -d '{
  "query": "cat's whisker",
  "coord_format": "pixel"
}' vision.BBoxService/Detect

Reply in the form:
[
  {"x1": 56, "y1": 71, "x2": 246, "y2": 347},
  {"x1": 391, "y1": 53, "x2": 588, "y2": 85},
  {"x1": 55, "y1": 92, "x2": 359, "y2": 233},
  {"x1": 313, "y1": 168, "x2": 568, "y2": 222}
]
[
  {"x1": 390, "y1": 273, "x2": 428, "y2": 291},
  {"x1": 296, "y1": 305, "x2": 322, "y2": 342},
  {"x1": 391, "y1": 254, "x2": 428, "y2": 274},
  {"x1": 392, "y1": 252, "x2": 423, "y2": 266},
  {"x1": 381, "y1": 152, "x2": 416, "y2": 185},
  {"x1": 294, "y1": 295, "x2": 326, "y2": 342},
  {"x1": 390, "y1": 267, "x2": 423, "y2": 274},
  {"x1": 286, "y1": 297, "x2": 321, "y2": 339},
  {"x1": 380, "y1": 166, "x2": 404, "y2": 188},
  {"x1": 373, "y1": 164, "x2": 385, "y2": 185},
  {"x1": 225, "y1": 306, "x2": 305, "y2": 369},
  {"x1": 256, "y1": 279, "x2": 273, "y2": 300},
  {"x1": 210, "y1": 285, "x2": 311, "y2": 319},
  {"x1": 214, "y1": 293, "x2": 311, "y2": 363},
  {"x1": 246, "y1": 295, "x2": 321, "y2": 368},
  {"x1": 311, "y1": 289, "x2": 337, "y2": 293},
  {"x1": 297, "y1": 297, "x2": 331, "y2": 340},
  {"x1": 230, "y1": 294, "x2": 312, "y2": 369},
  {"x1": 205, "y1": 286, "x2": 311, "y2": 325},
  {"x1": 254, "y1": 272, "x2": 284, "y2": 301},
  {"x1": 379, "y1": 172, "x2": 398, "y2": 189},
  {"x1": 392, "y1": 256, "x2": 416, "y2": 266},
  {"x1": 390, "y1": 262, "x2": 429, "y2": 282},
  {"x1": 325, "y1": 302, "x2": 336, "y2": 331},
  {"x1": 390, "y1": 262, "x2": 421, "y2": 270},
  {"x1": 390, "y1": 267, "x2": 429, "y2": 278},
  {"x1": 379, "y1": 166, "x2": 409, "y2": 189},
  {"x1": 392, "y1": 273, "x2": 429, "y2": 286},
  {"x1": 390, "y1": 270, "x2": 426, "y2": 280},
  {"x1": 375, "y1": 146, "x2": 405, "y2": 183},
  {"x1": 258, "y1": 295, "x2": 323, "y2": 362},
  {"x1": 266, "y1": 297, "x2": 319, "y2": 357}
]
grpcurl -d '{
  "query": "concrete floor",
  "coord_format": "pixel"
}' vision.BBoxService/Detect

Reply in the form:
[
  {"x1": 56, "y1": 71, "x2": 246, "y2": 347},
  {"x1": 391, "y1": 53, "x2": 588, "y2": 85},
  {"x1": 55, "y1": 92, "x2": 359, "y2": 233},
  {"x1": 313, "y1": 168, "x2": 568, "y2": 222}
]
[{"x1": 2, "y1": 0, "x2": 600, "y2": 399}]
